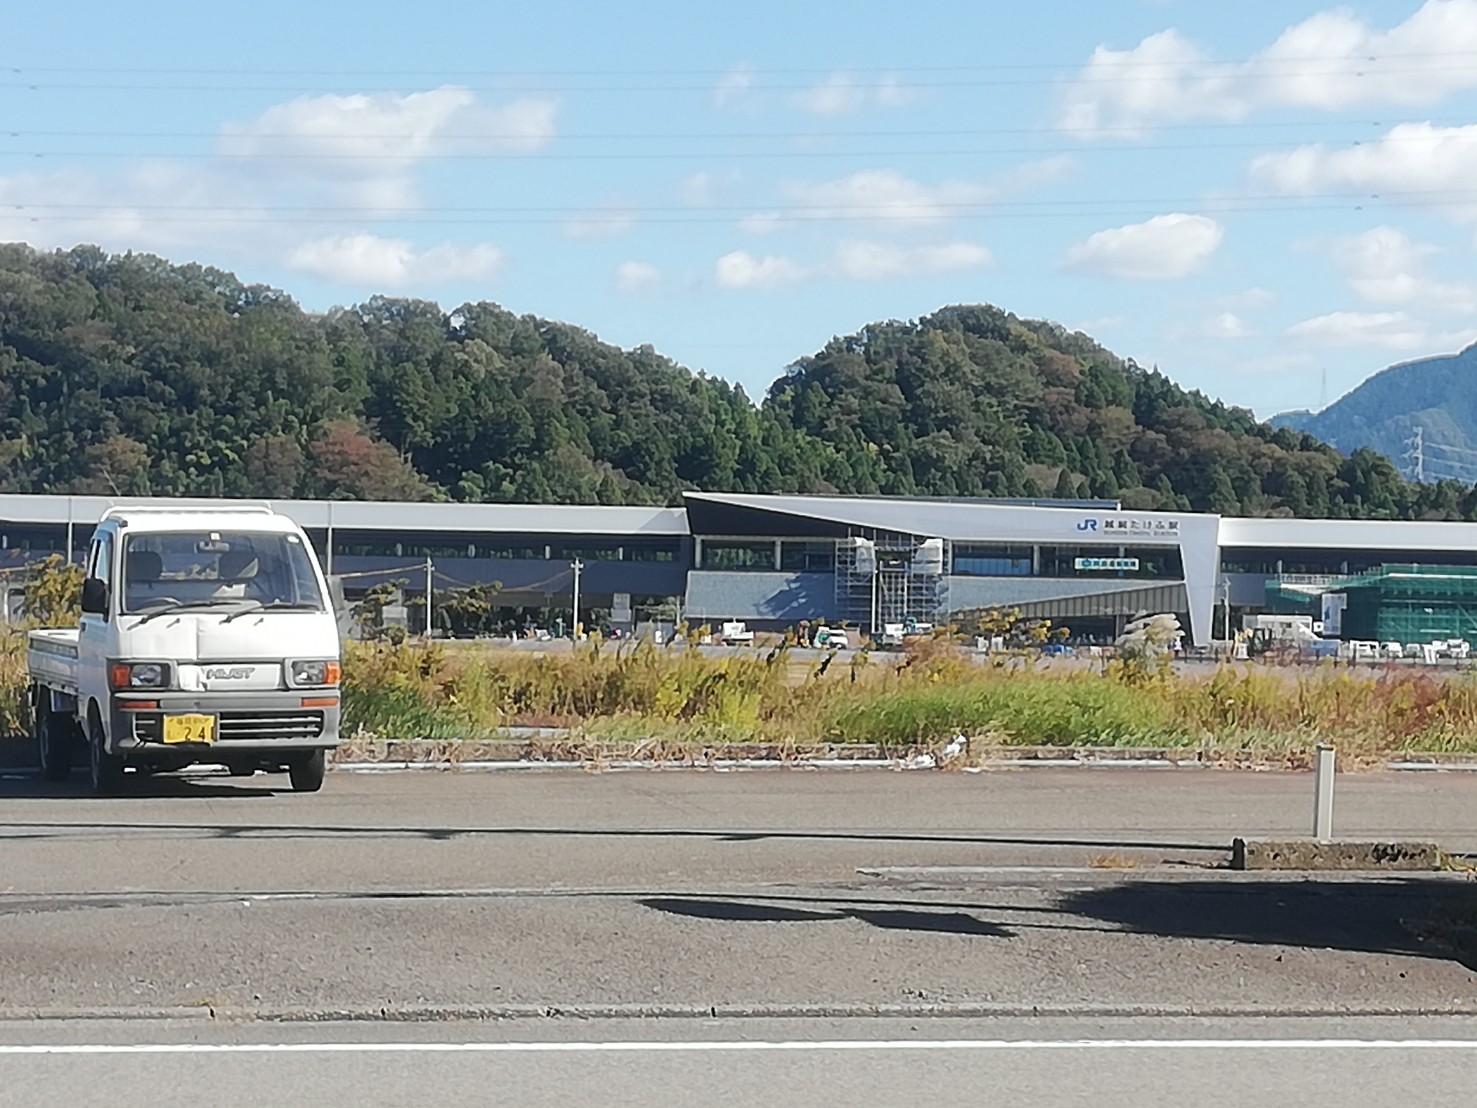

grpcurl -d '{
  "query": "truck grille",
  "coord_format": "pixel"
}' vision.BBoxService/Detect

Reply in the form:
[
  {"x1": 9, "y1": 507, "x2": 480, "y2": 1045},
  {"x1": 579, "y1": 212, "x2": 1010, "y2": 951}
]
[{"x1": 133, "y1": 710, "x2": 326, "y2": 743}]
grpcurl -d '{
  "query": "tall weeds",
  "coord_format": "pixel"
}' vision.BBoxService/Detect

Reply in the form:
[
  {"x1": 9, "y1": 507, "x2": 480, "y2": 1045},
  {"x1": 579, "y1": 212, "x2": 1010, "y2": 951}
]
[
  {"x1": 4, "y1": 632, "x2": 1477, "y2": 757},
  {"x1": 334, "y1": 639, "x2": 1477, "y2": 755}
]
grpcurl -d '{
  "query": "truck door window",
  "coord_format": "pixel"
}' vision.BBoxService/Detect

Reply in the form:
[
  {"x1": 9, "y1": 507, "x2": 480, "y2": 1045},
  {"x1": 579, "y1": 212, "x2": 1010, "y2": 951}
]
[
  {"x1": 87, "y1": 534, "x2": 114, "y2": 619},
  {"x1": 90, "y1": 535, "x2": 113, "y2": 585}
]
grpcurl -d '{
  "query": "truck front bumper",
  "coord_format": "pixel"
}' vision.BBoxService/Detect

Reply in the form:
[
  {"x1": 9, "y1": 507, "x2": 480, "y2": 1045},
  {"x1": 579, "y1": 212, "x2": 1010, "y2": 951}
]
[{"x1": 110, "y1": 690, "x2": 341, "y2": 756}]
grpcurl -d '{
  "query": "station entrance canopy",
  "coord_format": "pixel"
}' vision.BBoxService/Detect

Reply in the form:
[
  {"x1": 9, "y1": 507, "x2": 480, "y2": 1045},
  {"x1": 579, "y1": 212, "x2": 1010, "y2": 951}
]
[{"x1": 681, "y1": 492, "x2": 1221, "y2": 645}]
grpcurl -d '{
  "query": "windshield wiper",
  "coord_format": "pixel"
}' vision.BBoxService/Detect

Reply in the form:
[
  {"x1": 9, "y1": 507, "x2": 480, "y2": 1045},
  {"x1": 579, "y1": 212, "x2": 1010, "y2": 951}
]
[
  {"x1": 221, "y1": 601, "x2": 323, "y2": 624},
  {"x1": 131, "y1": 599, "x2": 245, "y2": 625}
]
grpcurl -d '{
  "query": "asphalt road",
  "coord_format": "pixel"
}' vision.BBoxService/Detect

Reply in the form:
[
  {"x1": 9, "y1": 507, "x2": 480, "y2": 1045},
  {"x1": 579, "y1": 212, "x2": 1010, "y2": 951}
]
[
  {"x1": 3, "y1": 766, "x2": 1477, "y2": 1104},
  {"x1": 4, "y1": 1017, "x2": 1477, "y2": 1107}
]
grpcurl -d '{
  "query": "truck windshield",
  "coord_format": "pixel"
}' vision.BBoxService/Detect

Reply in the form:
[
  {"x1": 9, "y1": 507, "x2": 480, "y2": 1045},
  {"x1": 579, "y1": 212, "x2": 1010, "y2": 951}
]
[{"x1": 122, "y1": 531, "x2": 325, "y2": 616}]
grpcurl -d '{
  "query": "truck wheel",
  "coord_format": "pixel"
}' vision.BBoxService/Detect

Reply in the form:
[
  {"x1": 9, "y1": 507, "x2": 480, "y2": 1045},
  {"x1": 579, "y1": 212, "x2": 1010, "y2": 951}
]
[
  {"x1": 288, "y1": 749, "x2": 326, "y2": 793},
  {"x1": 88, "y1": 711, "x2": 124, "y2": 796},
  {"x1": 36, "y1": 709, "x2": 74, "y2": 782}
]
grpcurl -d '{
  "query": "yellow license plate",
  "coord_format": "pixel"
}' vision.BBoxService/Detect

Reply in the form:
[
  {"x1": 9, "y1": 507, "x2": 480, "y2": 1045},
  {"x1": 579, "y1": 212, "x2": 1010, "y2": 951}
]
[{"x1": 163, "y1": 714, "x2": 217, "y2": 744}]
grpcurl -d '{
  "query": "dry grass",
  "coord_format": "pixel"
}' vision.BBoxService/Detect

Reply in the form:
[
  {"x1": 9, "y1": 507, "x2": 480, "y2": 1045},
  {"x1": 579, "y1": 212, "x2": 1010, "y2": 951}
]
[
  {"x1": 1088, "y1": 853, "x2": 1141, "y2": 870},
  {"x1": 8, "y1": 632, "x2": 1477, "y2": 763}
]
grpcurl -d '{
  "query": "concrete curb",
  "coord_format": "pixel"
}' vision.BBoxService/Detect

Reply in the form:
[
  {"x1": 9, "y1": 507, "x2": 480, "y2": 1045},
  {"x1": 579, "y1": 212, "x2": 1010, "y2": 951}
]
[
  {"x1": 1230, "y1": 838, "x2": 1445, "y2": 872},
  {"x1": 12, "y1": 1001, "x2": 1477, "y2": 1023}
]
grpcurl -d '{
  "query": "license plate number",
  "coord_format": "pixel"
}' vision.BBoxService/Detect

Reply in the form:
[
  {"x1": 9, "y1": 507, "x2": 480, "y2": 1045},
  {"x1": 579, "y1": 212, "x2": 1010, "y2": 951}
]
[{"x1": 163, "y1": 714, "x2": 217, "y2": 744}]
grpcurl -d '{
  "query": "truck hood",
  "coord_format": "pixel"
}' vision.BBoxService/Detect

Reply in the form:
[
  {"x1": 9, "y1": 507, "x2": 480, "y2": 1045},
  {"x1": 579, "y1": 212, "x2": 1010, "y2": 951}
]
[{"x1": 120, "y1": 609, "x2": 340, "y2": 663}]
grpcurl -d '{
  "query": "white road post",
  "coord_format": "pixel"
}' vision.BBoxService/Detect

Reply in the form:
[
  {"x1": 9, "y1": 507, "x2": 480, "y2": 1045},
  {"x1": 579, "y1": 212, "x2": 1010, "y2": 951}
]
[
  {"x1": 1314, "y1": 743, "x2": 1336, "y2": 843},
  {"x1": 425, "y1": 556, "x2": 433, "y2": 640},
  {"x1": 571, "y1": 558, "x2": 584, "y2": 640}
]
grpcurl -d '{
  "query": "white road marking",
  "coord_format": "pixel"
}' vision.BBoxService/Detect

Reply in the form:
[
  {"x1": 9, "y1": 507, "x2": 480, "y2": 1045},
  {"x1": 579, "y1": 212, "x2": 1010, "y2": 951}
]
[{"x1": 1, "y1": 1039, "x2": 1476, "y2": 1055}]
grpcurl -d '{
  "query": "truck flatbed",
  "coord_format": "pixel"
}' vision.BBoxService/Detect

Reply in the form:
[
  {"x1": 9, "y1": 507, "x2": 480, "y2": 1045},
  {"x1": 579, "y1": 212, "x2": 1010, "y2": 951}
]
[{"x1": 27, "y1": 629, "x2": 80, "y2": 693}]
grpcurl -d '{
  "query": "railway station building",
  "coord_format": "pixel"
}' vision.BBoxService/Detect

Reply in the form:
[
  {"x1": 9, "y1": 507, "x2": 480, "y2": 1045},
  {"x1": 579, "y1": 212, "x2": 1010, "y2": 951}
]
[{"x1": 5, "y1": 491, "x2": 1477, "y2": 647}]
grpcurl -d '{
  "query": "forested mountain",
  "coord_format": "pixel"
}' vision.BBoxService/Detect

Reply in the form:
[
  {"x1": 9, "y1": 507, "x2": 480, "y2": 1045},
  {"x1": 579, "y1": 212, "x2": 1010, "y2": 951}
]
[
  {"x1": 2, "y1": 243, "x2": 1474, "y2": 520},
  {"x1": 1271, "y1": 344, "x2": 1477, "y2": 485}
]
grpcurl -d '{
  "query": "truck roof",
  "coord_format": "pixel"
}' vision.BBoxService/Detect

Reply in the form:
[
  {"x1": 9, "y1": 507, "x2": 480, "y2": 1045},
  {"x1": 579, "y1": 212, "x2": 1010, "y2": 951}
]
[{"x1": 98, "y1": 506, "x2": 304, "y2": 535}]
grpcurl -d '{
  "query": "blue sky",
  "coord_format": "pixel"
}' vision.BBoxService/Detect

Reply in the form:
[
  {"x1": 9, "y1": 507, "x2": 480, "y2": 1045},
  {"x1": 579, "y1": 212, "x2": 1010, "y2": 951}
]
[{"x1": 3, "y1": 0, "x2": 1476, "y2": 420}]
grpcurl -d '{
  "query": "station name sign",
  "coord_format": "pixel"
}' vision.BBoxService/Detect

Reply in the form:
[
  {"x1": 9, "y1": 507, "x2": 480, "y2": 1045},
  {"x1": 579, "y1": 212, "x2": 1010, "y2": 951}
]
[
  {"x1": 1074, "y1": 557, "x2": 1140, "y2": 571},
  {"x1": 1076, "y1": 517, "x2": 1179, "y2": 535}
]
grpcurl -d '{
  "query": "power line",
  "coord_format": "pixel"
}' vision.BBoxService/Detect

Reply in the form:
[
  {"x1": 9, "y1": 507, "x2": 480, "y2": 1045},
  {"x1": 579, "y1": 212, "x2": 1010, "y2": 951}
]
[
  {"x1": 7, "y1": 51, "x2": 1477, "y2": 76},
  {"x1": 6, "y1": 64, "x2": 1477, "y2": 94},
  {"x1": 5, "y1": 133, "x2": 1474, "y2": 162},
  {"x1": 0, "y1": 199, "x2": 1468, "y2": 228},
  {"x1": 6, "y1": 115, "x2": 1473, "y2": 141},
  {"x1": 1422, "y1": 441, "x2": 1477, "y2": 458},
  {"x1": 8, "y1": 182, "x2": 1476, "y2": 211}
]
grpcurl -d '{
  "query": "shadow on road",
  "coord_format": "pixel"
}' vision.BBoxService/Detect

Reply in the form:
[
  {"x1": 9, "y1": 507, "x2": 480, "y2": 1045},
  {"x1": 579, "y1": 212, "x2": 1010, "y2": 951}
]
[
  {"x1": 0, "y1": 773, "x2": 282, "y2": 800},
  {"x1": 1060, "y1": 878, "x2": 1477, "y2": 972},
  {"x1": 640, "y1": 881, "x2": 1477, "y2": 971},
  {"x1": 0, "y1": 811, "x2": 1227, "y2": 853},
  {"x1": 641, "y1": 896, "x2": 1014, "y2": 937}
]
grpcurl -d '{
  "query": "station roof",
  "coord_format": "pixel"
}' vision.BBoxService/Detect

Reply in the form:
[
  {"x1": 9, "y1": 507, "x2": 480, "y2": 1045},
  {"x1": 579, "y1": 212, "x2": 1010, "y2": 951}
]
[
  {"x1": 1217, "y1": 516, "x2": 1477, "y2": 551},
  {"x1": 7, "y1": 491, "x2": 1477, "y2": 553},
  {"x1": 681, "y1": 491, "x2": 1131, "y2": 541},
  {"x1": 0, "y1": 494, "x2": 690, "y2": 537}
]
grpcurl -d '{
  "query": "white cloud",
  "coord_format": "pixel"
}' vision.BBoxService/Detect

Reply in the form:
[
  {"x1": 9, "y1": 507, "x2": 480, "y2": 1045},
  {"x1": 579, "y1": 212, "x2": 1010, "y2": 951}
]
[
  {"x1": 714, "y1": 250, "x2": 807, "y2": 289},
  {"x1": 712, "y1": 64, "x2": 757, "y2": 109},
  {"x1": 221, "y1": 87, "x2": 557, "y2": 165},
  {"x1": 287, "y1": 234, "x2": 504, "y2": 287},
  {"x1": 713, "y1": 240, "x2": 993, "y2": 288},
  {"x1": 746, "y1": 159, "x2": 1071, "y2": 234},
  {"x1": 219, "y1": 87, "x2": 557, "y2": 210},
  {"x1": 1064, "y1": 213, "x2": 1224, "y2": 280},
  {"x1": 780, "y1": 169, "x2": 991, "y2": 228},
  {"x1": 1198, "y1": 311, "x2": 1251, "y2": 339},
  {"x1": 614, "y1": 261, "x2": 661, "y2": 294},
  {"x1": 792, "y1": 74, "x2": 867, "y2": 118},
  {"x1": 873, "y1": 75, "x2": 916, "y2": 109},
  {"x1": 790, "y1": 72, "x2": 919, "y2": 117},
  {"x1": 1061, "y1": 1, "x2": 1477, "y2": 134},
  {"x1": 1251, "y1": 123, "x2": 1477, "y2": 224},
  {"x1": 1330, "y1": 226, "x2": 1477, "y2": 313},
  {"x1": 1285, "y1": 309, "x2": 1477, "y2": 352},
  {"x1": 830, "y1": 240, "x2": 993, "y2": 280},
  {"x1": 0, "y1": 163, "x2": 260, "y2": 255},
  {"x1": 678, "y1": 171, "x2": 719, "y2": 206}
]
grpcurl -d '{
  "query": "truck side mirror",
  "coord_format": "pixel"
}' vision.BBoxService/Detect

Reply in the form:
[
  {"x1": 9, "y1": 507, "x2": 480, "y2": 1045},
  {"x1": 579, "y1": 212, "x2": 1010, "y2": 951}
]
[{"x1": 80, "y1": 578, "x2": 108, "y2": 615}]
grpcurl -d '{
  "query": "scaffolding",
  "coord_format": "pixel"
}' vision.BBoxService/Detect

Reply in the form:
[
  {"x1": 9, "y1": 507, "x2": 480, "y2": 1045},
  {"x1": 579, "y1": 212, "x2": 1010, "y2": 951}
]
[
  {"x1": 1335, "y1": 564, "x2": 1477, "y2": 643},
  {"x1": 834, "y1": 533, "x2": 950, "y2": 634}
]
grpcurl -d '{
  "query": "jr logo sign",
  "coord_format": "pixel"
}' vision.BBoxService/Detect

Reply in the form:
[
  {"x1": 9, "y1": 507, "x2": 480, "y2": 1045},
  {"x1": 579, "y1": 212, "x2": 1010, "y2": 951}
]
[{"x1": 1077, "y1": 519, "x2": 1099, "y2": 532}]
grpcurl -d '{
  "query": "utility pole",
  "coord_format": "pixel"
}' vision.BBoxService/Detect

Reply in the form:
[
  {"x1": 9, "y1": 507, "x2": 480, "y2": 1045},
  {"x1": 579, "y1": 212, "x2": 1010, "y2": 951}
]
[
  {"x1": 570, "y1": 559, "x2": 584, "y2": 640},
  {"x1": 1221, "y1": 577, "x2": 1232, "y2": 657},
  {"x1": 425, "y1": 556, "x2": 434, "y2": 639}
]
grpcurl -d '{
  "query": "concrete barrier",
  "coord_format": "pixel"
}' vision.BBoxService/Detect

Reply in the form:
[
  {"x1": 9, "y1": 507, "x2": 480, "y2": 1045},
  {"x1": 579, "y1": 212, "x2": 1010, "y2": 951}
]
[{"x1": 1231, "y1": 837, "x2": 1442, "y2": 871}]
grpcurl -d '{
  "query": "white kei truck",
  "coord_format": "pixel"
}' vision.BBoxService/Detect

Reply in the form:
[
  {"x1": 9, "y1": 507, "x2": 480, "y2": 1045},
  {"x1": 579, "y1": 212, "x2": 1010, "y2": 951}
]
[{"x1": 26, "y1": 505, "x2": 343, "y2": 795}]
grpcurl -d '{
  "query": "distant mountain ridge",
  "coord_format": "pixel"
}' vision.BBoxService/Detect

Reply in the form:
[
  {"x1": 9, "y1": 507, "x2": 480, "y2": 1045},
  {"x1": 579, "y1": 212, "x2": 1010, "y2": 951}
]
[
  {"x1": 5, "y1": 242, "x2": 1477, "y2": 519},
  {"x1": 1271, "y1": 343, "x2": 1477, "y2": 483}
]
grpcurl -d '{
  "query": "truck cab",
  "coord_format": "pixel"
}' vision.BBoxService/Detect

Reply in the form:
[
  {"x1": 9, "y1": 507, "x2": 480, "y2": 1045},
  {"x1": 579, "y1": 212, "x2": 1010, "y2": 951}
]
[{"x1": 28, "y1": 505, "x2": 342, "y2": 794}]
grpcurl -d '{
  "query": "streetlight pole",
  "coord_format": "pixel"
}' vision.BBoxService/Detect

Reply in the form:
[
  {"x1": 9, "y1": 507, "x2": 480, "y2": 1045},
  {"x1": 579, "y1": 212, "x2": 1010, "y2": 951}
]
[{"x1": 570, "y1": 558, "x2": 584, "y2": 641}]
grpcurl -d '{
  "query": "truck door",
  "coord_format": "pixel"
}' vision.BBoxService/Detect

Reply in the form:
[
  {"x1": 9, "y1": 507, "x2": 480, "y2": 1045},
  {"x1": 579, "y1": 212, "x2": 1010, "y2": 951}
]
[{"x1": 78, "y1": 531, "x2": 115, "y2": 725}]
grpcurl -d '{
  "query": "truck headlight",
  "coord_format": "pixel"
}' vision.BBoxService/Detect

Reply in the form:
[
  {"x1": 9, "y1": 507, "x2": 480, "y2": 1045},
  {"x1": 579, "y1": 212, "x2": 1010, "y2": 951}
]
[
  {"x1": 290, "y1": 659, "x2": 342, "y2": 687},
  {"x1": 111, "y1": 662, "x2": 167, "y2": 689}
]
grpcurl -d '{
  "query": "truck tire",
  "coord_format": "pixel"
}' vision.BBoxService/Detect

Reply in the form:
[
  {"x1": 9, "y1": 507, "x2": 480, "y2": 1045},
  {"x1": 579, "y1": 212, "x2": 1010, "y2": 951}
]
[
  {"x1": 36, "y1": 707, "x2": 73, "y2": 782},
  {"x1": 88, "y1": 710, "x2": 124, "y2": 795},
  {"x1": 288, "y1": 749, "x2": 326, "y2": 793}
]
